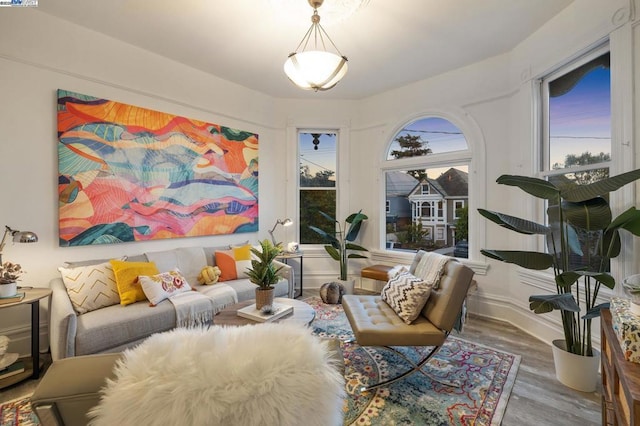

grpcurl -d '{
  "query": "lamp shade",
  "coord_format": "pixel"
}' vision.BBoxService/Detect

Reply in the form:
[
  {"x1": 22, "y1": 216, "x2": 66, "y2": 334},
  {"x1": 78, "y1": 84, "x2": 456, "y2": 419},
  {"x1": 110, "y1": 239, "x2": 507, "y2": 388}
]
[
  {"x1": 13, "y1": 231, "x2": 38, "y2": 244},
  {"x1": 284, "y1": 51, "x2": 348, "y2": 91}
]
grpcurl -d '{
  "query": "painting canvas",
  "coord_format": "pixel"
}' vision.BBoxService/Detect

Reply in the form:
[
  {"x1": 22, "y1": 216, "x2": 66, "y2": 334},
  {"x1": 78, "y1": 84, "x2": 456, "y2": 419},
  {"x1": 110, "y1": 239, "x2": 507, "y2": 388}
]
[{"x1": 57, "y1": 89, "x2": 258, "y2": 246}]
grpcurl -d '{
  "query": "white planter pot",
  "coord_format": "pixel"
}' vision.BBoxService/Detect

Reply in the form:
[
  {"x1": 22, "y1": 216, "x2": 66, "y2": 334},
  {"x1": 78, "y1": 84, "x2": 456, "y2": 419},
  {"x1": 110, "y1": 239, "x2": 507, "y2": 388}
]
[
  {"x1": 551, "y1": 339, "x2": 600, "y2": 392},
  {"x1": 335, "y1": 278, "x2": 355, "y2": 295},
  {"x1": 0, "y1": 282, "x2": 17, "y2": 298}
]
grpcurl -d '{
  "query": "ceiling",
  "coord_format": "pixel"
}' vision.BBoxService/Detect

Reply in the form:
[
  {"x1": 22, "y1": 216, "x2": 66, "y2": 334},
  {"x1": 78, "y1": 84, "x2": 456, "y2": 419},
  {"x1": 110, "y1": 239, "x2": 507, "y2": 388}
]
[{"x1": 36, "y1": 0, "x2": 574, "y2": 100}]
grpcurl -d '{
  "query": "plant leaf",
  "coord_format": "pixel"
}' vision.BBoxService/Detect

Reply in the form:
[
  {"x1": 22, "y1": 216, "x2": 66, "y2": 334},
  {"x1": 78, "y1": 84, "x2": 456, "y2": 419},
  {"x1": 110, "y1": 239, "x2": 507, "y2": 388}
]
[
  {"x1": 496, "y1": 175, "x2": 560, "y2": 200},
  {"x1": 561, "y1": 169, "x2": 640, "y2": 202},
  {"x1": 345, "y1": 212, "x2": 367, "y2": 241},
  {"x1": 583, "y1": 302, "x2": 610, "y2": 320},
  {"x1": 309, "y1": 226, "x2": 339, "y2": 246},
  {"x1": 555, "y1": 271, "x2": 581, "y2": 289},
  {"x1": 347, "y1": 254, "x2": 368, "y2": 259},
  {"x1": 481, "y1": 249, "x2": 554, "y2": 270},
  {"x1": 608, "y1": 206, "x2": 640, "y2": 236},
  {"x1": 529, "y1": 294, "x2": 580, "y2": 313},
  {"x1": 478, "y1": 209, "x2": 549, "y2": 235},
  {"x1": 317, "y1": 210, "x2": 338, "y2": 224},
  {"x1": 324, "y1": 245, "x2": 340, "y2": 262},
  {"x1": 562, "y1": 198, "x2": 611, "y2": 231},
  {"x1": 345, "y1": 242, "x2": 368, "y2": 252}
]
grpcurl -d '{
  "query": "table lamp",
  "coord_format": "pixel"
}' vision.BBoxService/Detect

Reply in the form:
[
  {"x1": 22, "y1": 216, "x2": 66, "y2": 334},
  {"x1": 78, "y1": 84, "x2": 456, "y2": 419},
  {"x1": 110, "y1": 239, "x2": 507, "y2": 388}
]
[
  {"x1": 0, "y1": 225, "x2": 38, "y2": 264},
  {"x1": 268, "y1": 218, "x2": 293, "y2": 246}
]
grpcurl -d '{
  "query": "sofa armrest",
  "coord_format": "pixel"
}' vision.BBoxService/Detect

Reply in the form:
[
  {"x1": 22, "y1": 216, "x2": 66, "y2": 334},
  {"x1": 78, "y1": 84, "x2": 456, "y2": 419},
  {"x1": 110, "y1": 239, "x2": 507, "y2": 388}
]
[
  {"x1": 31, "y1": 353, "x2": 122, "y2": 426},
  {"x1": 273, "y1": 260, "x2": 294, "y2": 298},
  {"x1": 49, "y1": 278, "x2": 78, "y2": 361}
]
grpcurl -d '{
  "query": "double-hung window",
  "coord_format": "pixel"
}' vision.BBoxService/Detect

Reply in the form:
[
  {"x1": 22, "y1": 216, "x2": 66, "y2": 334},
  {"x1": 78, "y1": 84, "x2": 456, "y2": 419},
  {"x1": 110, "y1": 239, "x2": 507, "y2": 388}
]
[
  {"x1": 298, "y1": 131, "x2": 337, "y2": 244},
  {"x1": 539, "y1": 45, "x2": 611, "y2": 270}
]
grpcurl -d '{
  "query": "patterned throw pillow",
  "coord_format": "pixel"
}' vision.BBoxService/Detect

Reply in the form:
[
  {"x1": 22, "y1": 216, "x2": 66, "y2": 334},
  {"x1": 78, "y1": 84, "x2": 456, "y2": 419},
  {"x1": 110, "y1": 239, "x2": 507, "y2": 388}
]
[
  {"x1": 381, "y1": 270, "x2": 434, "y2": 324},
  {"x1": 139, "y1": 269, "x2": 192, "y2": 306},
  {"x1": 214, "y1": 244, "x2": 252, "y2": 282},
  {"x1": 58, "y1": 261, "x2": 120, "y2": 314},
  {"x1": 110, "y1": 260, "x2": 159, "y2": 306}
]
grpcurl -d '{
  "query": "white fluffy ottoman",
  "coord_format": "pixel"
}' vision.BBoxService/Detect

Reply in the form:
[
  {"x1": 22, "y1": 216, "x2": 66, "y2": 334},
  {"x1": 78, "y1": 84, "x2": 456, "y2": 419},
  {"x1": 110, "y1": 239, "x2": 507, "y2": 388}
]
[{"x1": 88, "y1": 324, "x2": 345, "y2": 426}]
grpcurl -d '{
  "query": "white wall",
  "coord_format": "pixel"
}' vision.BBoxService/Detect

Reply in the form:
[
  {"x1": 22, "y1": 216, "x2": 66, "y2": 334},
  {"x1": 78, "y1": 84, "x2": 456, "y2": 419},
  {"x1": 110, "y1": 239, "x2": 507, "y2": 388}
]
[
  {"x1": 0, "y1": 10, "x2": 291, "y2": 355},
  {"x1": 0, "y1": 0, "x2": 638, "y2": 356}
]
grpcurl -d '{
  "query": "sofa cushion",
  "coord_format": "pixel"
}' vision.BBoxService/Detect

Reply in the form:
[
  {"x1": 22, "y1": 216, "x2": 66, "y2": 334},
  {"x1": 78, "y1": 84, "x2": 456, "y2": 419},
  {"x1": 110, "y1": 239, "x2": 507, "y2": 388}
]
[
  {"x1": 58, "y1": 261, "x2": 120, "y2": 314},
  {"x1": 145, "y1": 247, "x2": 207, "y2": 288},
  {"x1": 110, "y1": 260, "x2": 159, "y2": 306},
  {"x1": 215, "y1": 244, "x2": 252, "y2": 282},
  {"x1": 139, "y1": 269, "x2": 193, "y2": 306},
  {"x1": 75, "y1": 301, "x2": 176, "y2": 356}
]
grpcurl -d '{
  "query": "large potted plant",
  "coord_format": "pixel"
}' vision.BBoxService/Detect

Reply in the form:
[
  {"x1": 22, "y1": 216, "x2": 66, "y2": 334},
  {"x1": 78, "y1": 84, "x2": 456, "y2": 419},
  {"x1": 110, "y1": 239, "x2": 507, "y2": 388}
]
[
  {"x1": 246, "y1": 239, "x2": 284, "y2": 310},
  {"x1": 479, "y1": 169, "x2": 640, "y2": 391},
  {"x1": 310, "y1": 210, "x2": 368, "y2": 294}
]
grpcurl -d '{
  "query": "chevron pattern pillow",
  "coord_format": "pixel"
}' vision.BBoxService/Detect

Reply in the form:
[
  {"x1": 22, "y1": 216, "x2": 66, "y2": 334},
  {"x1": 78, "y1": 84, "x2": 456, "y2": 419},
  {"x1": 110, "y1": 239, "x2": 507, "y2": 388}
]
[
  {"x1": 58, "y1": 261, "x2": 120, "y2": 314},
  {"x1": 381, "y1": 270, "x2": 434, "y2": 324}
]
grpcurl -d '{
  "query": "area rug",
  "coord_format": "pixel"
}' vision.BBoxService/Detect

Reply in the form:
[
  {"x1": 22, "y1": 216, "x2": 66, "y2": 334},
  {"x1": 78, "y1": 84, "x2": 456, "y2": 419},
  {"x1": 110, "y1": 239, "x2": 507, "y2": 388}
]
[
  {"x1": 0, "y1": 297, "x2": 520, "y2": 426},
  {"x1": 306, "y1": 296, "x2": 521, "y2": 426},
  {"x1": 0, "y1": 397, "x2": 39, "y2": 426}
]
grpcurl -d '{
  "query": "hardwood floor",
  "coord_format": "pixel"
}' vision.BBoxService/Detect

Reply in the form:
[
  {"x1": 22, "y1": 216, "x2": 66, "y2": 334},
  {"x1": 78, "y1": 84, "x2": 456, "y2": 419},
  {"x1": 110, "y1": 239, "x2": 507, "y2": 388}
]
[
  {"x1": 1, "y1": 292, "x2": 602, "y2": 426},
  {"x1": 460, "y1": 314, "x2": 601, "y2": 426}
]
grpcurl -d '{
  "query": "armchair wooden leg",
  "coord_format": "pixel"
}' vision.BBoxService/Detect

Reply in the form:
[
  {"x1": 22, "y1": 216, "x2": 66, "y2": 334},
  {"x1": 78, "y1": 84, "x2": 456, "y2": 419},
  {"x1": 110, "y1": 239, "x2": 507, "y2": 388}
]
[{"x1": 360, "y1": 344, "x2": 443, "y2": 392}]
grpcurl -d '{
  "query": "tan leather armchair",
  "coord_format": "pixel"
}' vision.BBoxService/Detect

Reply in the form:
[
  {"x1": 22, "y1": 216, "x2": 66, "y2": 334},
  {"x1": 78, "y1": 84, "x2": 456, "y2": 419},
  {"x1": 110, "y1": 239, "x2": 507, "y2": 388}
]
[{"x1": 343, "y1": 252, "x2": 474, "y2": 391}]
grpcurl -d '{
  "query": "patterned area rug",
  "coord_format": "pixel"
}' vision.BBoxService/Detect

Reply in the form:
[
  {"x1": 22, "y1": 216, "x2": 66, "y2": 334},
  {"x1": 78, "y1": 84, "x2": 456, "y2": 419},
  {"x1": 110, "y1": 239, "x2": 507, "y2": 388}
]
[
  {"x1": 0, "y1": 297, "x2": 520, "y2": 426},
  {"x1": 306, "y1": 296, "x2": 521, "y2": 426},
  {"x1": 0, "y1": 397, "x2": 38, "y2": 426}
]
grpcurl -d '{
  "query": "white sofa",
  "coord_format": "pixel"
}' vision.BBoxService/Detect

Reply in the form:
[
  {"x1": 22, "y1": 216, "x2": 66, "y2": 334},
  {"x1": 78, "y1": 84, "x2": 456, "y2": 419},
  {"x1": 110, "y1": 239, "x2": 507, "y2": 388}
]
[{"x1": 49, "y1": 245, "x2": 293, "y2": 361}]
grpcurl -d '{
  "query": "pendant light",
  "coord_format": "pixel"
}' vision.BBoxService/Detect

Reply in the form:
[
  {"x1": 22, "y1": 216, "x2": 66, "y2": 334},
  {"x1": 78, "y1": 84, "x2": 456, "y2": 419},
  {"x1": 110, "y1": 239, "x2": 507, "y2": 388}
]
[{"x1": 283, "y1": 0, "x2": 348, "y2": 91}]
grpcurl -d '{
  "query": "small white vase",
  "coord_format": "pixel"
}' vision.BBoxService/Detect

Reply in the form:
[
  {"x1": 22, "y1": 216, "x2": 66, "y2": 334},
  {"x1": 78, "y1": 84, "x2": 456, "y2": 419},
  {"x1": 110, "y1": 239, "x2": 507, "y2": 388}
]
[
  {"x1": 551, "y1": 339, "x2": 600, "y2": 392},
  {"x1": 0, "y1": 282, "x2": 17, "y2": 298}
]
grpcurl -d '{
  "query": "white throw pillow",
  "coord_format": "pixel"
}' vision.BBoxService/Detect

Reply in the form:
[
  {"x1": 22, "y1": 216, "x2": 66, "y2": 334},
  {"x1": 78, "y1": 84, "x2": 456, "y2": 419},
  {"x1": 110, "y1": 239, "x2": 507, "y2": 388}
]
[
  {"x1": 138, "y1": 268, "x2": 192, "y2": 306},
  {"x1": 58, "y1": 261, "x2": 120, "y2": 314},
  {"x1": 381, "y1": 270, "x2": 434, "y2": 324}
]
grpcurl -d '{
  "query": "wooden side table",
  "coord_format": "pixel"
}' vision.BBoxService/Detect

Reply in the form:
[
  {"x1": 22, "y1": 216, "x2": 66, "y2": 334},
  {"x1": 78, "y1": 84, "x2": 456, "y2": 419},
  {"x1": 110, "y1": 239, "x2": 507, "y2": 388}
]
[
  {"x1": 601, "y1": 308, "x2": 640, "y2": 425},
  {"x1": 276, "y1": 252, "x2": 303, "y2": 298},
  {"x1": 0, "y1": 287, "x2": 52, "y2": 389}
]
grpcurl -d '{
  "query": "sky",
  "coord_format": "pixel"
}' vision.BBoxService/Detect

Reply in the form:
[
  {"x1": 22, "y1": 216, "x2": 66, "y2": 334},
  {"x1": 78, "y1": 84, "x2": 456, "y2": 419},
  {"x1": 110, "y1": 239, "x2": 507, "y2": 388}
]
[
  {"x1": 299, "y1": 132, "x2": 336, "y2": 178},
  {"x1": 548, "y1": 65, "x2": 610, "y2": 168},
  {"x1": 387, "y1": 117, "x2": 468, "y2": 159}
]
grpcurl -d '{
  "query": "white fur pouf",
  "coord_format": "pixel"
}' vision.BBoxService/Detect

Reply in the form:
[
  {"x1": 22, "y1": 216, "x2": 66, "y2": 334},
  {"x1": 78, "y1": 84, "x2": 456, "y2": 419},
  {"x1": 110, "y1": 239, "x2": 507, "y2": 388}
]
[{"x1": 88, "y1": 324, "x2": 345, "y2": 426}]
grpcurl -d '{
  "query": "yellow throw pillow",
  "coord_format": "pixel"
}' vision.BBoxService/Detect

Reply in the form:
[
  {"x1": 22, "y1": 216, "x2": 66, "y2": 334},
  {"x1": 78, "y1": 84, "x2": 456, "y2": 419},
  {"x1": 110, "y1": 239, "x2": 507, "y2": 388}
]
[{"x1": 110, "y1": 260, "x2": 159, "y2": 306}]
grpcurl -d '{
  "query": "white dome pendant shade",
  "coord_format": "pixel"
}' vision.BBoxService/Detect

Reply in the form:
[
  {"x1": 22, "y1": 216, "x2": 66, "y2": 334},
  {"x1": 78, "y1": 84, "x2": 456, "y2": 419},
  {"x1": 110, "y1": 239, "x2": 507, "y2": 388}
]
[
  {"x1": 284, "y1": 51, "x2": 348, "y2": 91},
  {"x1": 283, "y1": 0, "x2": 349, "y2": 92}
]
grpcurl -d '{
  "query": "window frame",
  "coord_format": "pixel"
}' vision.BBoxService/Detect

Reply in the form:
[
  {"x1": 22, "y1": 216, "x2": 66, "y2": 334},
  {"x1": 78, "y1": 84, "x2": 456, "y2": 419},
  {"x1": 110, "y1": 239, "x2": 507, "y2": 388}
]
[
  {"x1": 539, "y1": 44, "x2": 612, "y2": 182},
  {"x1": 297, "y1": 129, "x2": 339, "y2": 246},
  {"x1": 381, "y1": 114, "x2": 473, "y2": 258}
]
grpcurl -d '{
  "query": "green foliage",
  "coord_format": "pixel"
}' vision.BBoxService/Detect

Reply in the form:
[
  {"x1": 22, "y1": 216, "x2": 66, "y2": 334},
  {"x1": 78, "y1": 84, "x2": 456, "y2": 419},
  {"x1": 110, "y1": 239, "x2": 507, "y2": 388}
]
[
  {"x1": 455, "y1": 205, "x2": 469, "y2": 241},
  {"x1": 309, "y1": 210, "x2": 369, "y2": 280},
  {"x1": 389, "y1": 135, "x2": 432, "y2": 181},
  {"x1": 398, "y1": 222, "x2": 429, "y2": 245},
  {"x1": 299, "y1": 190, "x2": 336, "y2": 244},
  {"x1": 246, "y1": 239, "x2": 283, "y2": 289},
  {"x1": 480, "y1": 169, "x2": 640, "y2": 356}
]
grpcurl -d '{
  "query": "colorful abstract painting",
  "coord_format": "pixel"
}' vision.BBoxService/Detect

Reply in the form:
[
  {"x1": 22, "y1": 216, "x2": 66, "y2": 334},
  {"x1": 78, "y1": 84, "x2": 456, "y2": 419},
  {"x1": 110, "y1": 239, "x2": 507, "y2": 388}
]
[{"x1": 57, "y1": 89, "x2": 259, "y2": 246}]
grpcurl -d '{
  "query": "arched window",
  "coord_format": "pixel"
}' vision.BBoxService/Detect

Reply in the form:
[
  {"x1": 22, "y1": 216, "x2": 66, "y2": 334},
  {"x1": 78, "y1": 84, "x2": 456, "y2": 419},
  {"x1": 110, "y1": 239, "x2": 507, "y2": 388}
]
[{"x1": 383, "y1": 116, "x2": 471, "y2": 258}]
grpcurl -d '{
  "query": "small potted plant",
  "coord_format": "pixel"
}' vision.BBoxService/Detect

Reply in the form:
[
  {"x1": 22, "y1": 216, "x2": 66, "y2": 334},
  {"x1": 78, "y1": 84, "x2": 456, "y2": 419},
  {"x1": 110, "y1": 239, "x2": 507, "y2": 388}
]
[
  {"x1": 0, "y1": 261, "x2": 24, "y2": 297},
  {"x1": 309, "y1": 210, "x2": 368, "y2": 294},
  {"x1": 246, "y1": 239, "x2": 284, "y2": 310}
]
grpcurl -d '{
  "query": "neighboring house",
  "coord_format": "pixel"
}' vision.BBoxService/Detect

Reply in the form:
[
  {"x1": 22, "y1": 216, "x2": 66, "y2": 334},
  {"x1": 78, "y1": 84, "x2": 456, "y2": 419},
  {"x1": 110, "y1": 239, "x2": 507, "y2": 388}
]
[
  {"x1": 407, "y1": 168, "x2": 468, "y2": 245},
  {"x1": 385, "y1": 171, "x2": 419, "y2": 232}
]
